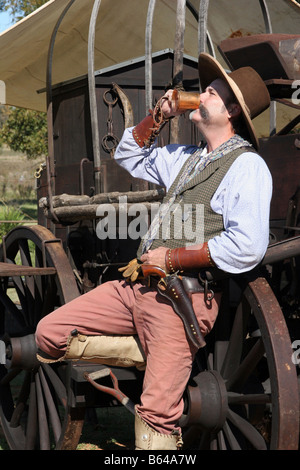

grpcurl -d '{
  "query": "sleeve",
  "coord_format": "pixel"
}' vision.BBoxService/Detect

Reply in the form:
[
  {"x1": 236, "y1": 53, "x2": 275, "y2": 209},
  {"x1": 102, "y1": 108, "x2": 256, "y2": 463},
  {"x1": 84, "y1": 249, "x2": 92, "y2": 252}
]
[
  {"x1": 114, "y1": 127, "x2": 194, "y2": 191},
  {"x1": 208, "y1": 152, "x2": 273, "y2": 274}
]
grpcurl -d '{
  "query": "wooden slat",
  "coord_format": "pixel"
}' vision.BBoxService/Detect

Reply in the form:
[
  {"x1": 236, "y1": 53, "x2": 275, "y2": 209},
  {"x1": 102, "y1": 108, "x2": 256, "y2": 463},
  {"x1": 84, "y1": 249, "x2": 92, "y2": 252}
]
[{"x1": 0, "y1": 262, "x2": 56, "y2": 277}]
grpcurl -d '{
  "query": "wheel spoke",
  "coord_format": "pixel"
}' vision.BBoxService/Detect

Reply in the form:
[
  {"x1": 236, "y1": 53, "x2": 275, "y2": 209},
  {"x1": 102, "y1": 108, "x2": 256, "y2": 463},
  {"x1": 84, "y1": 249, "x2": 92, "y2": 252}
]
[
  {"x1": 4, "y1": 259, "x2": 33, "y2": 325},
  {"x1": 18, "y1": 239, "x2": 36, "y2": 301},
  {"x1": 10, "y1": 276, "x2": 28, "y2": 312},
  {"x1": 38, "y1": 277, "x2": 58, "y2": 322},
  {"x1": 10, "y1": 371, "x2": 31, "y2": 428},
  {"x1": 213, "y1": 340, "x2": 229, "y2": 372},
  {"x1": 0, "y1": 285, "x2": 27, "y2": 331},
  {"x1": 228, "y1": 392, "x2": 271, "y2": 406},
  {"x1": 0, "y1": 366, "x2": 15, "y2": 421},
  {"x1": 18, "y1": 239, "x2": 33, "y2": 267},
  {"x1": 41, "y1": 363, "x2": 67, "y2": 407},
  {"x1": 0, "y1": 367, "x2": 22, "y2": 385},
  {"x1": 220, "y1": 300, "x2": 248, "y2": 379},
  {"x1": 222, "y1": 421, "x2": 241, "y2": 450},
  {"x1": 216, "y1": 429, "x2": 227, "y2": 449},
  {"x1": 7, "y1": 261, "x2": 44, "y2": 329},
  {"x1": 38, "y1": 367, "x2": 62, "y2": 444},
  {"x1": 210, "y1": 434, "x2": 218, "y2": 449},
  {"x1": 25, "y1": 374, "x2": 38, "y2": 450},
  {"x1": 227, "y1": 408, "x2": 267, "y2": 449},
  {"x1": 35, "y1": 371, "x2": 51, "y2": 450},
  {"x1": 225, "y1": 338, "x2": 265, "y2": 392}
]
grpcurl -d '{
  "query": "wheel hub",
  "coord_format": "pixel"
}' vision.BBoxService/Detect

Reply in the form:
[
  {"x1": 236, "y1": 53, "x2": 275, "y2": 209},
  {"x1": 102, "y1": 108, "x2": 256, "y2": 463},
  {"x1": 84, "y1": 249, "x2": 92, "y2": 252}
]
[
  {"x1": 180, "y1": 370, "x2": 228, "y2": 432},
  {"x1": 3, "y1": 334, "x2": 39, "y2": 370}
]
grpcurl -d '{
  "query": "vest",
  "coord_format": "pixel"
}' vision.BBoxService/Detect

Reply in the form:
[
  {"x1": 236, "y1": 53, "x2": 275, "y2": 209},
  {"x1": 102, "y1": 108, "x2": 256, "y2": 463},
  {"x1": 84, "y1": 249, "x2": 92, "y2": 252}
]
[{"x1": 137, "y1": 147, "x2": 256, "y2": 257}]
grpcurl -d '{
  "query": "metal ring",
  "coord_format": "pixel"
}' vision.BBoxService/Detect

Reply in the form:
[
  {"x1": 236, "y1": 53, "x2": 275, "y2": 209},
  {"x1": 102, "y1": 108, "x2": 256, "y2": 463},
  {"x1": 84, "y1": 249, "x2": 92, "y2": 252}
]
[
  {"x1": 102, "y1": 134, "x2": 119, "y2": 152},
  {"x1": 103, "y1": 89, "x2": 118, "y2": 106}
]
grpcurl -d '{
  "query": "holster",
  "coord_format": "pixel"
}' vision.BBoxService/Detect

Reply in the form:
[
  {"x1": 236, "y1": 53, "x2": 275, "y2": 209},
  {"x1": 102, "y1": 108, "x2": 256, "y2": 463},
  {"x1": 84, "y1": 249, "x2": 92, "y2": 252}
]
[
  {"x1": 156, "y1": 274, "x2": 206, "y2": 349},
  {"x1": 141, "y1": 265, "x2": 224, "y2": 349}
]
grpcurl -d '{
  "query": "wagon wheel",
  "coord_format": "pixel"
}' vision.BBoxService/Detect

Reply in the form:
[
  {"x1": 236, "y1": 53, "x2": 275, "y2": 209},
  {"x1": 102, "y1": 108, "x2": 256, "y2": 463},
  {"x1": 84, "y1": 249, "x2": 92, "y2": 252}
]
[
  {"x1": 0, "y1": 225, "x2": 84, "y2": 450},
  {"x1": 181, "y1": 274, "x2": 299, "y2": 450}
]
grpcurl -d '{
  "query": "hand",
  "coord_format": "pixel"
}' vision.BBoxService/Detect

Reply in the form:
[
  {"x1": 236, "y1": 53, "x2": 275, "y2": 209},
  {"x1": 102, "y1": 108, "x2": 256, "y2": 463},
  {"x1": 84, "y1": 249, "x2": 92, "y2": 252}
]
[
  {"x1": 160, "y1": 90, "x2": 183, "y2": 119},
  {"x1": 140, "y1": 247, "x2": 169, "y2": 272}
]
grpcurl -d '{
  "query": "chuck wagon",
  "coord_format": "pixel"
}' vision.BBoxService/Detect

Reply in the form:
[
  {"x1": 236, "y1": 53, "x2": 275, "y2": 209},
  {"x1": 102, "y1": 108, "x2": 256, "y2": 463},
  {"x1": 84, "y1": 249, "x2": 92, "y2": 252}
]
[{"x1": 0, "y1": 0, "x2": 300, "y2": 450}]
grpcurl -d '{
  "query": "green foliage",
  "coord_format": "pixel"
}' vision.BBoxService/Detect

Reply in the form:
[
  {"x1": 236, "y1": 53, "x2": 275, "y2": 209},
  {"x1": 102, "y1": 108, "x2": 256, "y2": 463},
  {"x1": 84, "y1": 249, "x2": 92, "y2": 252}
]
[
  {"x1": 0, "y1": 0, "x2": 48, "y2": 20},
  {"x1": 0, "y1": 107, "x2": 48, "y2": 159},
  {"x1": 0, "y1": 200, "x2": 24, "y2": 243},
  {"x1": 0, "y1": 3, "x2": 49, "y2": 158}
]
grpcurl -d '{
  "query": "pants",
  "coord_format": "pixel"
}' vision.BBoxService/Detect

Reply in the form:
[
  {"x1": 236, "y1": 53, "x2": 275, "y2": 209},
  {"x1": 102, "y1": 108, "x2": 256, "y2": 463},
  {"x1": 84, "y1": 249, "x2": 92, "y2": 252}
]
[{"x1": 35, "y1": 279, "x2": 221, "y2": 434}]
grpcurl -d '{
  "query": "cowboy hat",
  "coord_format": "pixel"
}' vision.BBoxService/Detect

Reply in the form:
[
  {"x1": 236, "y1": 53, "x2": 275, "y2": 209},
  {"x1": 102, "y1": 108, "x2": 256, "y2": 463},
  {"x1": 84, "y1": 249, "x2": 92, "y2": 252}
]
[{"x1": 198, "y1": 53, "x2": 270, "y2": 149}]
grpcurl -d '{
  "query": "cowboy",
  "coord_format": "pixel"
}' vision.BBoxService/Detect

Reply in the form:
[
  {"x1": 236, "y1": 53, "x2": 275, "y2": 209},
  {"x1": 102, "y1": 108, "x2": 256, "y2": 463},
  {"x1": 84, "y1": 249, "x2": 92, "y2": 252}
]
[{"x1": 35, "y1": 53, "x2": 272, "y2": 450}]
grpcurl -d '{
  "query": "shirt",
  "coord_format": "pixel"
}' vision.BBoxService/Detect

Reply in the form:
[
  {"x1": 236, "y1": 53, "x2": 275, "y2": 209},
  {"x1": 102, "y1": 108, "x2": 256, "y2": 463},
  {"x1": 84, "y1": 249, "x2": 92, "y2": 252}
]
[{"x1": 114, "y1": 127, "x2": 273, "y2": 274}]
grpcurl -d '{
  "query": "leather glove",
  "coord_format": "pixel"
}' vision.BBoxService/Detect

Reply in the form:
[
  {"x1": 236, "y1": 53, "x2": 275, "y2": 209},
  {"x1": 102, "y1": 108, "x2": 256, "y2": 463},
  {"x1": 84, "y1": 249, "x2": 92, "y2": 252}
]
[{"x1": 118, "y1": 258, "x2": 143, "y2": 282}]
